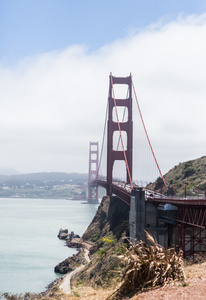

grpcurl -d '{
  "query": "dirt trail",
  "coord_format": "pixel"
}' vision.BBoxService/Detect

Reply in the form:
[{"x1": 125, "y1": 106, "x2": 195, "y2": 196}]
[
  {"x1": 59, "y1": 248, "x2": 90, "y2": 295},
  {"x1": 59, "y1": 261, "x2": 206, "y2": 299}
]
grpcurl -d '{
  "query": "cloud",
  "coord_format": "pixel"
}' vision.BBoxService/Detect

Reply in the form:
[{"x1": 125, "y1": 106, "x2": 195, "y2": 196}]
[{"x1": 0, "y1": 13, "x2": 206, "y2": 179}]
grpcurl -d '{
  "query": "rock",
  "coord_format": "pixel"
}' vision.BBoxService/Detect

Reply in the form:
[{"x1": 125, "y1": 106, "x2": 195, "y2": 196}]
[
  {"x1": 66, "y1": 237, "x2": 83, "y2": 248},
  {"x1": 58, "y1": 229, "x2": 80, "y2": 240},
  {"x1": 74, "y1": 234, "x2": 80, "y2": 238},
  {"x1": 54, "y1": 250, "x2": 87, "y2": 274},
  {"x1": 54, "y1": 259, "x2": 74, "y2": 274},
  {"x1": 82, "y1": 196, "x2": 129, "y2": 241},
  {"x1": 58, "y1": 228, "x2": 68, "y2": 239},
  {"x1": 58, "y1": 232, "x2": 68, "y2": 240}
]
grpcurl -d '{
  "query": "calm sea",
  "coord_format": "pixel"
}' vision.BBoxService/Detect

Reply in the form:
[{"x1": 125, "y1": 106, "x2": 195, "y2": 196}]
[{"x1": 0, "y1": 198, "x2": 98, "y2": 295}]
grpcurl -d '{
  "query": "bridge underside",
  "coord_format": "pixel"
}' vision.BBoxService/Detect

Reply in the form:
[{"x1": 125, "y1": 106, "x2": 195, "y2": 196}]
[
  {"x1": 129, "y1": 189, "x2": 206, "y2": 258},
  {"x1": 94, "y1": 183, "x2": 206, "y2": 257},
  {"x1": 154, "y1": 200, "x2": 206, "y2": 258}
]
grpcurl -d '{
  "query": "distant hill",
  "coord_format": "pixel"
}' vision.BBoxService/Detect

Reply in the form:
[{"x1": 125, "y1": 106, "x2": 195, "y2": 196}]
[
  {"x1": 148, "y1": 156, "x2": 206, "y2": 197},
  {"x1": 0, "y1": 167, "x2": 20, "y2": 176},
  {"x1": 0, "y1": 172, "x2": 87, "y2": 185},
  {"x1": 0, "y1": 172, "x2": 88, "y2": 198}
]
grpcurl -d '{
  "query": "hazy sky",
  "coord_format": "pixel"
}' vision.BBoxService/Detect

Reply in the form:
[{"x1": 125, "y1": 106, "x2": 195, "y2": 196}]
[{"x1": 0, "y1": 1, "x2": 206, "y2": 177}]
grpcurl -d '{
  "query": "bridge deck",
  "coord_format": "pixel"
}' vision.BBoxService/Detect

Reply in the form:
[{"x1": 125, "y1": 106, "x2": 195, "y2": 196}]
[{"x1": 97, "y1": 179, "x2": 206, "y2": 207}]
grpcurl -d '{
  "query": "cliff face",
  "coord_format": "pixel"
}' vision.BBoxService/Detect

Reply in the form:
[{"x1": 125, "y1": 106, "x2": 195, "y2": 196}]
[
  {"x1": 82, "y1": 195, "x2": 130, "y2": 242},
  {"x1": 54, "y1": 251, "x2": 86, "y2": 274},
  {"x1": 71, "y1": 196, "x2": 130, "y2": 289},
  {"x1": 54, "y1": 196, "x2": 129, "y2": 277}
]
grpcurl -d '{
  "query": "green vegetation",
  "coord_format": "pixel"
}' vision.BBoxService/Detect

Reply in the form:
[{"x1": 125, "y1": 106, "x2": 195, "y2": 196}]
[
  {"x1": 73, "y1": 291, "x2": 80, "y2": 297},
  {"x1": 113, "y1": 244, "x2": 127, "y2": 255},
  {"x1": 99, "y1": 235, "x2": 116, "y2": 246},
  {"x1": 2, "y1": 292, "x2": 41, "y2": 299},
  {"x1": 181, "y1": 282, "x2": 189, "y2": 287},
  {"x1": 0, "y1": 172, "x2": 87, "y2": 198},
  {"x1": 97, "y1": 248, "x2": 108, "y2": 257},
  {"x1": 91, "y1": 229, "x2": 101, "y2": 242},
  {"x1": 148, "y1": 156, "x2": 206, "y2": 196}
]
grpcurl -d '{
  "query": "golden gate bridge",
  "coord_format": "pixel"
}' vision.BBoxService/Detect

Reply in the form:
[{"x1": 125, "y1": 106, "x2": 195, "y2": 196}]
[{"x1": 87, "y1": 73, "x2": 206, "y2": 258}]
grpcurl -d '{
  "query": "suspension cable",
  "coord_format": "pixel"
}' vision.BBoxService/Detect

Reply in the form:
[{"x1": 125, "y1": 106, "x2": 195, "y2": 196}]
[
  {"x1": 97, "y1": 96, "x2": 108, "y2": 180},
  {"x1": 111, "y1": 76, "x2": 133, "y2": 188},
  {"x1": 131, "y1": 76, "x2": 168, "y2": 190}
]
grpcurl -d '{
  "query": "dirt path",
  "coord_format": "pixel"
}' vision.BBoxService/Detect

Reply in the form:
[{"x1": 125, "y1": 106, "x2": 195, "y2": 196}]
[
  {"x1": 59, "y1": 248, "x2": 90, "y2": 295},
  {"x1": 64, "y1": 261, "x2": 206, "y2": 299}
]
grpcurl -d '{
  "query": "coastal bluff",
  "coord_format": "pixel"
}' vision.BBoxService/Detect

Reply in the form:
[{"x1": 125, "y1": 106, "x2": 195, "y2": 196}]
[
  {"x1": 82, "y1": 195, "x2": 130, "y2": 242},
  {"x1": 54, "y1": 195, "x2": 130, "y2": 274}
]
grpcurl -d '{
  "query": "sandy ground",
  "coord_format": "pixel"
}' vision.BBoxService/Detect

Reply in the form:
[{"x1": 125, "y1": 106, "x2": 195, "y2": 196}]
[
  {"x1": 136, "y1": 261, "x2": 206, "y2": 300},
  {"x1": 57, "y1": 261, "x2": 206, "y2": 300}
]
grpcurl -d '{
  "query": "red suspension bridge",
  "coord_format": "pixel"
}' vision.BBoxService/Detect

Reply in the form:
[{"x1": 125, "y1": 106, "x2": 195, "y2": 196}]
[{"x1": 87, "y1": 73, "x2": 206, "y2": 257}]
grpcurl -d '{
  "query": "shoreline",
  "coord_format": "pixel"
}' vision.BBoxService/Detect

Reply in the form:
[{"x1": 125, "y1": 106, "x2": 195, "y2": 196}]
[
  {"x1": 59, "y1": 248, "x2": 90, "y2": 294},
  {"x1": 0, "y1": 198, "x2": 95, "y2": 299},
  {"x1": 38, "y1": 238, "x2": 91, "y2": 298}
]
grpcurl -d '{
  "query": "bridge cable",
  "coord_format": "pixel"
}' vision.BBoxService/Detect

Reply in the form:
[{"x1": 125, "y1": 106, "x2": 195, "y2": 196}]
[
  {"x1": 131, "y1": 76, "x2": 168, "y2": 190},
  {"x1": 110, "y1": 76, "x2": 133, "y2": 188},
  {"x1": 96, "y1": 95, "x2": 109, "y2": 180}
]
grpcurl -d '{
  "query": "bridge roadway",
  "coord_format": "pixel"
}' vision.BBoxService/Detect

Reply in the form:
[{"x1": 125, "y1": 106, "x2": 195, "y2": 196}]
[
  {"x1": 97, "y1": 179, "x2": 206, "y2": 206},
  {"x1": 96, "y1": 179, "x2": 206, "y2": 228},
  {"x1": 95, "y1": 179, "x2": 206, "y2": 257}
]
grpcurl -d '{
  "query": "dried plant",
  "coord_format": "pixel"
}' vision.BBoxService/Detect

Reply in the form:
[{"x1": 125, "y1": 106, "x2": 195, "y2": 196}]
[{"x1": 107, "y1": 231, "x2": 185, "y2": 299}]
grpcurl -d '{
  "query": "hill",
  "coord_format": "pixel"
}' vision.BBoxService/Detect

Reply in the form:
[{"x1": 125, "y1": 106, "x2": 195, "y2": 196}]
[
  {"x1": 0, "y1": 172, "x2": 88, "y2": 198},
  {"x1": 0, "y1": 167, "x2": 20, "y2": 176},
  {"x1": 148, "y1": 156, "x2": 206, "y2": 196}
]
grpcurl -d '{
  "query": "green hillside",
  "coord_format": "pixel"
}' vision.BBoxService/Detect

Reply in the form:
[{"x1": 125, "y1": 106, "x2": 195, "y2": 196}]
[
  {"x1": 148, "y1": 156, "x2": 206, "y2": 197},
  {"x1": 0, "y1": 172, "x2": 88, "y2": 198}
]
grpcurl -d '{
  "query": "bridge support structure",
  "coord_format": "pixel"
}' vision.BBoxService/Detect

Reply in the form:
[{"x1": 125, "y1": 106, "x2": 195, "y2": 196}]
[
  {"x1": 130, "y1": 187, "x2": 146, "y2": 241},
  {"x1": 130, "y1": 188, "x2": 175, "y2": 247},
  {"x1": 130, "y1": 188, "x2": 161, "y2": 242},
  {"x1": 107, "y1": 74, "x2": 133, "y2": 195},
  {"x1": 177, "y1": 224, "x2": 206, "y2": 258},
  {"x1": 88, "y1": 142, "x2": 99, "y2": 204}
]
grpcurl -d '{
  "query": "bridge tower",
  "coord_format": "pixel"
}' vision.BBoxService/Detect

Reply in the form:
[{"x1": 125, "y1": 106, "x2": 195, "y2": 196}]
[
  {"x1": 88, "y1": 141, "x2": 99, "y2": 203},
  {"x1": 107, "y1": 74, "x2": 133, "y2": 195}
]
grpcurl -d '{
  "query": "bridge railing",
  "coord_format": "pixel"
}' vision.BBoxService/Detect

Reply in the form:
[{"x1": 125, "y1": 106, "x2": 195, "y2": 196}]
[{"x1": 148, "y1": 196, "x2": 206, "y2": 207}]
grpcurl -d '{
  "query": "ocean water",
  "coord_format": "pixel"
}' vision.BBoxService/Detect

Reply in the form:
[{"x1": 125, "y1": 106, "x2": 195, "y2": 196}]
[{"x1": 0, "y1": 198, "x2": 98, "y2": 295}]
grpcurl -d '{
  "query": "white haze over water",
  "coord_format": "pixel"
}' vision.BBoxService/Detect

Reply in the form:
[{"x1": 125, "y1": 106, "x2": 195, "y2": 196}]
[{"x1": 0, "y1": 14, "x2": 206, "y2": 176}]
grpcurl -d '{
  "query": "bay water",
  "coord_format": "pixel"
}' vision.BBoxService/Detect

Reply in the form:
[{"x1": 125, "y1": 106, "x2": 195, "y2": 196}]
[{"x1": 0, "y1": 198, "x2": 98, "y2": 295}]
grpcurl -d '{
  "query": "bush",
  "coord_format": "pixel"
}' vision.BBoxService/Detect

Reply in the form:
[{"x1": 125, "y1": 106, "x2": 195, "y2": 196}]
[
  {"x1": 91, "y1": 229, "x2": 100, "y2": 242},
  {"x1": 97, "y1": 248, "x2": 108, "y2": 257},
  {"x1": 183, "y1": 166, "x2": 196, "y2": 178},
  {"x1": 155, "y1": 177, "x2": 164, "y2": 190}
]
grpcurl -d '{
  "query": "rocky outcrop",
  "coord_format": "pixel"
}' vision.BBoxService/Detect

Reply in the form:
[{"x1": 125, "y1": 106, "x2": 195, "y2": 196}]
[
  {"x1": 54, "y1": 250, "x2": 87, "y2": 274},
  {"x1": 58, "y1": 229, "x2": 68, "y2": 240},
  {"x1": 82, "y1": 195, "x2": 130, "y2": 242},
  {"x1": 70, "y1": 196, "x2": 130, "y2": 288},
  {"x1": 58, "y1": 229, "x2": 80, "y2": 240},
  {"x1": 55, "y1": 195, "x2": 130, "y2": 284},
  {"x1": 66, "y1": 237, "x2": 83, "y2": 248}
]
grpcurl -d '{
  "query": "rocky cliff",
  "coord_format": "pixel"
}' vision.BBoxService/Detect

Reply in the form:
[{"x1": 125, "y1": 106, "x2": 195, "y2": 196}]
[
  {"x1": 70, "y1": 195, "x2": 130, "y2": 288},
  {"x1": 55, "y1": 195, "x2": 130, "y2": 286},
  {"x1": 82, "y1": 195, "x2": 130, "y2": 242}
]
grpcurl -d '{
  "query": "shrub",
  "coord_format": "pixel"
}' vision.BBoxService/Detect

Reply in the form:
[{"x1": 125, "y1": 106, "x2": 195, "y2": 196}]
[
  {"x1": 155, "y1": 177, "x2": 164, "y2": 190},
  {"x1": 183, "y1": 166, "x2": 196, "y2": 178},
  {"x1": 91, "y1": 229, "x2": 100, "y2": 242},
  {"x1": 97, "y1": 248, "x2": 108, "y2": 257}
]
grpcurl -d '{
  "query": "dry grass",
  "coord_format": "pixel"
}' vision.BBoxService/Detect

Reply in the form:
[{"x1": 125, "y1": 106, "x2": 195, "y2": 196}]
[{"x1": 107, "y1": 231, "x2": 185, "y2": 299}]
